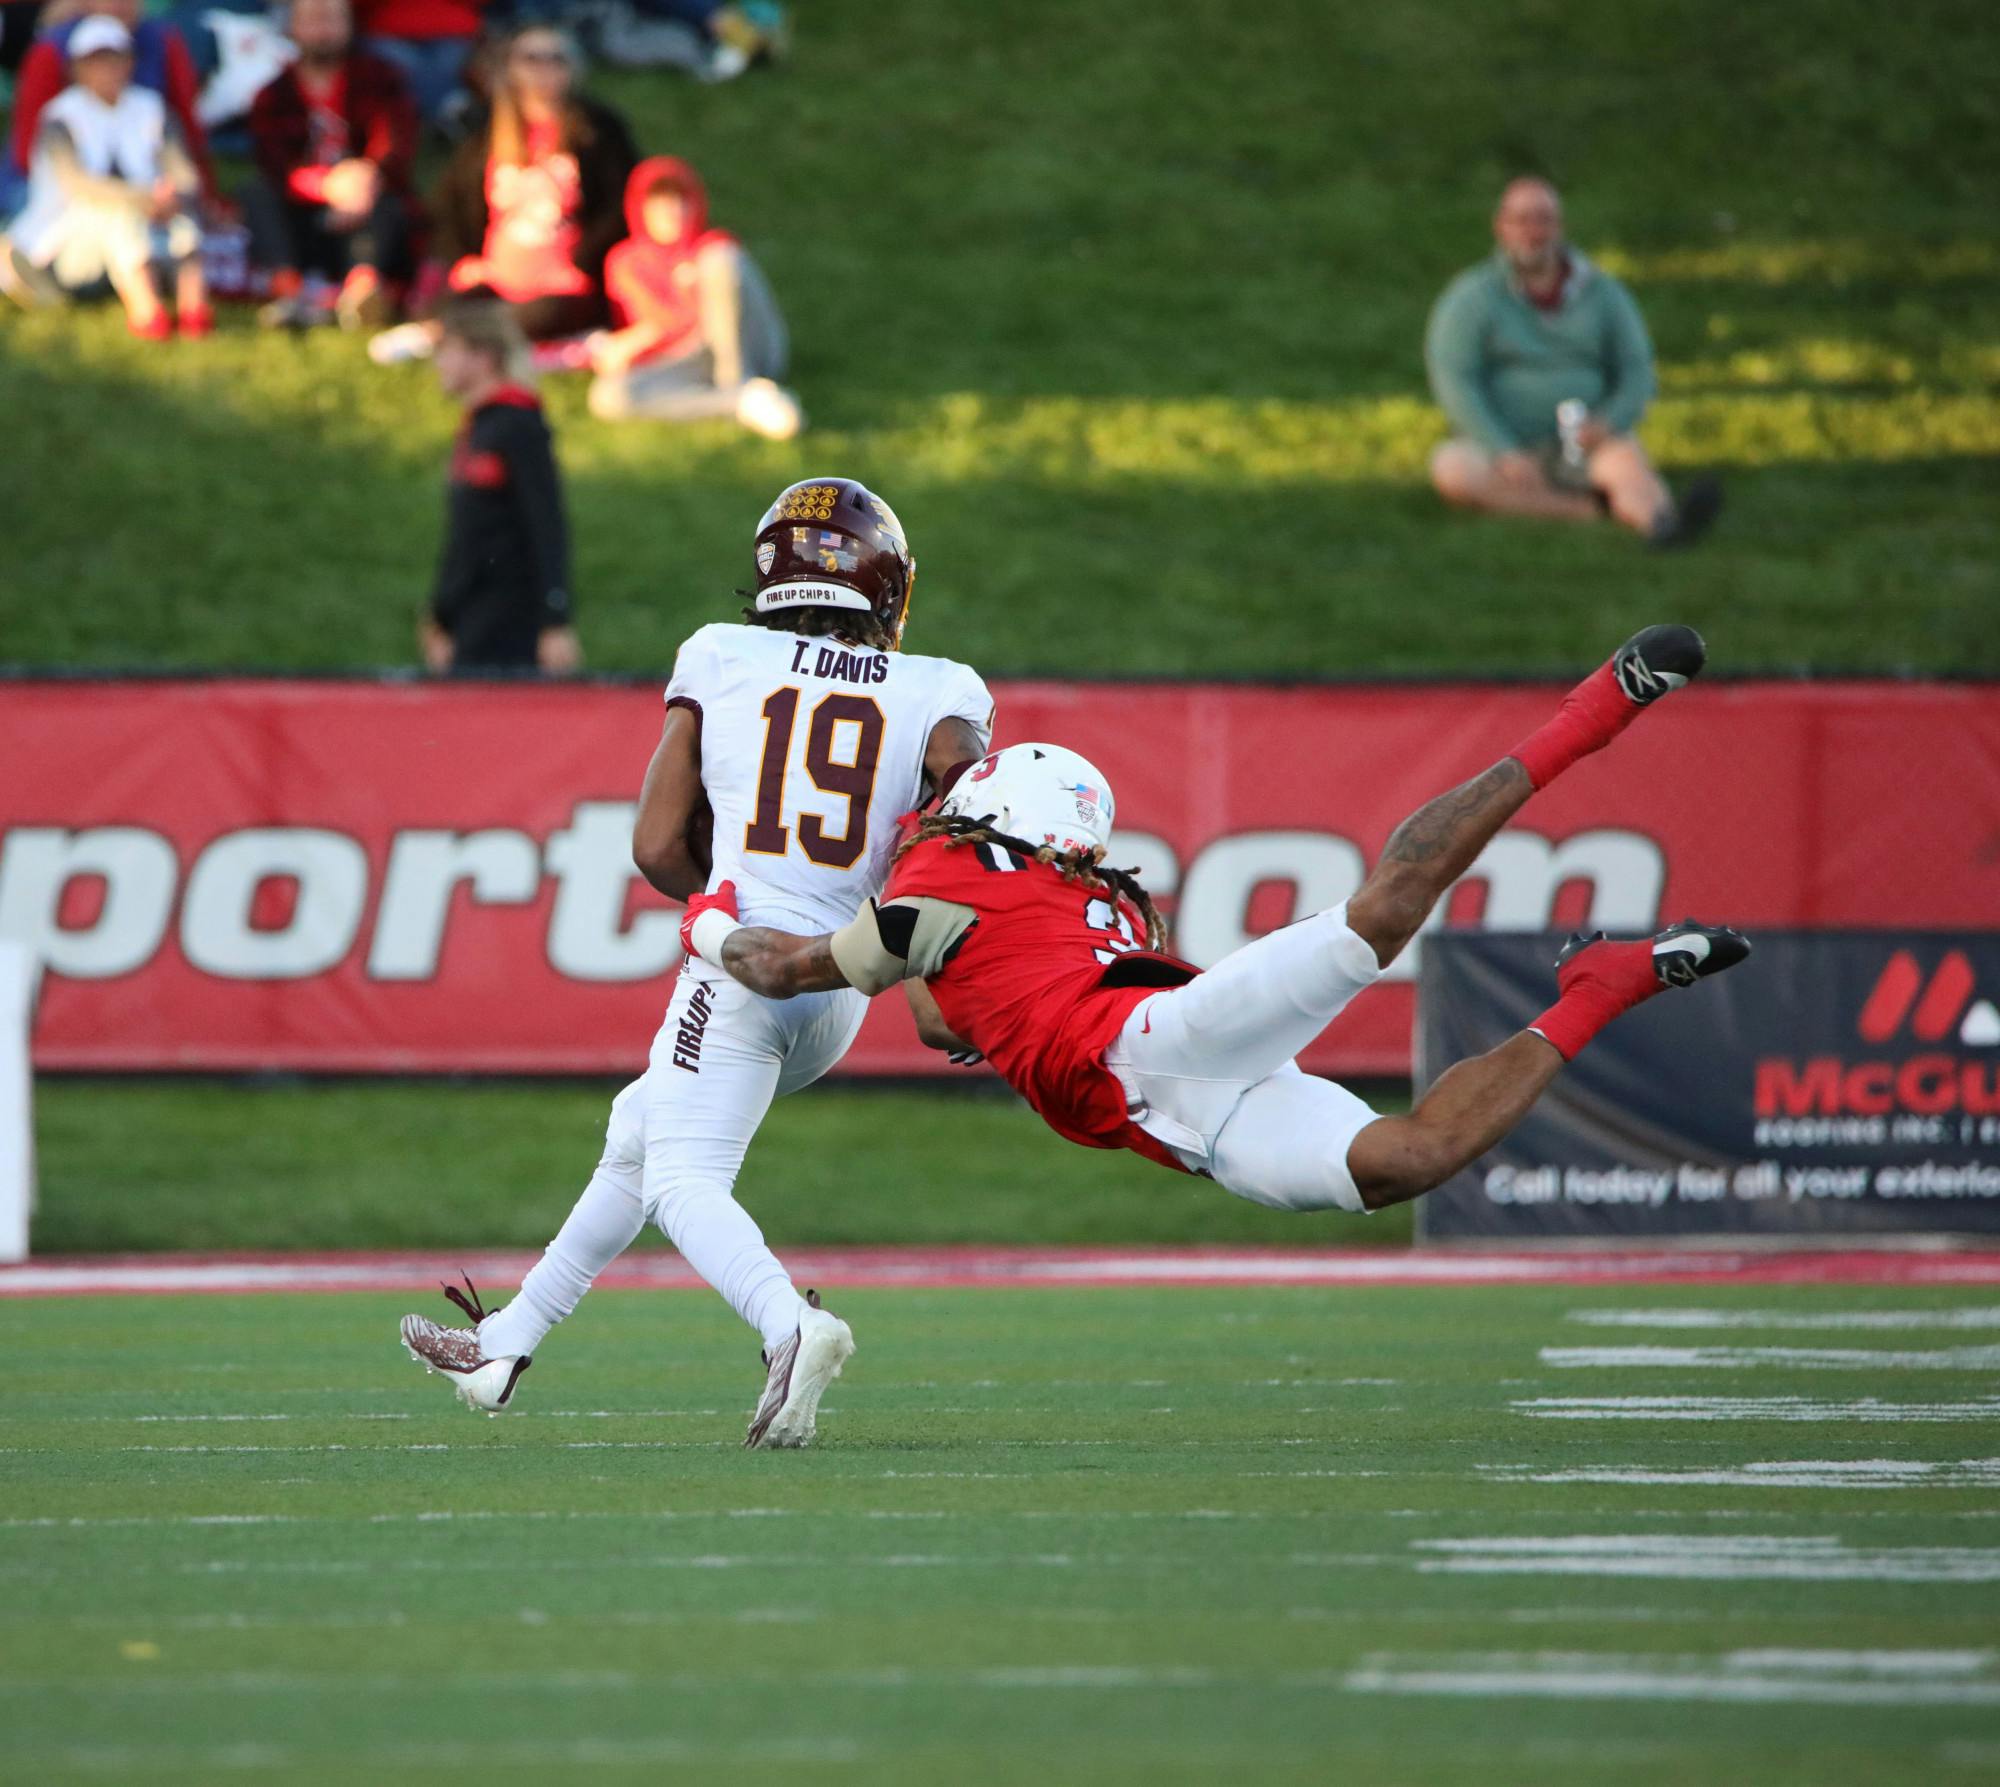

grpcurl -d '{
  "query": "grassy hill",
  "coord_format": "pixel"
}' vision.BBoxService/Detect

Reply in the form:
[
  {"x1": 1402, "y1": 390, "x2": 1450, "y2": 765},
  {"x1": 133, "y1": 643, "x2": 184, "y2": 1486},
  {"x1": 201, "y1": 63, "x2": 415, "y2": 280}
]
[{"x1": 3, "y1": 0, "x2": 1996, "y2": 676}]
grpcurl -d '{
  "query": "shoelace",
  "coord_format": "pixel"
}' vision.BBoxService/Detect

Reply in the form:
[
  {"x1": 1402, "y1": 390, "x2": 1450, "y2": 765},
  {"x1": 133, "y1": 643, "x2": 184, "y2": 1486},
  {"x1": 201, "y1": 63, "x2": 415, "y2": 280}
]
[{"x1": 441, "y1": 1271, "x2": 491, "y2": 1325}]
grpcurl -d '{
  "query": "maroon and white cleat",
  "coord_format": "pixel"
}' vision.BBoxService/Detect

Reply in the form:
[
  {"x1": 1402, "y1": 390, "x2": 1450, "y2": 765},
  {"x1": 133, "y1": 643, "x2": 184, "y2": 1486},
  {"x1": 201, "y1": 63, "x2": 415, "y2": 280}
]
[
  {"x1": 399, "y1": 1274, "x2": 531, "y2": 1415},
  {"x1": 744, "y1": 1290, "x2": 855, "y2": 1450}
]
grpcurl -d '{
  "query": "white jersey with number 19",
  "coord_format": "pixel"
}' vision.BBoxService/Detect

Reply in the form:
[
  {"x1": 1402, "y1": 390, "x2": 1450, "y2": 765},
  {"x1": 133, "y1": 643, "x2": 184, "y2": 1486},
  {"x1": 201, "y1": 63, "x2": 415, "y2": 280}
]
[{"x1": 665, "y1": 621, "x2": 995, "y2": 935}]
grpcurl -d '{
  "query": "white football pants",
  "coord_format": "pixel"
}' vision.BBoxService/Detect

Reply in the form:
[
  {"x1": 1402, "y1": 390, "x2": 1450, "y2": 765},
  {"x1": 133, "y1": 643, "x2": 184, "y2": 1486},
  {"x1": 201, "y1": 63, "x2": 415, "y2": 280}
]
[
  {"x1": 1104, "y1": 902, "x2": 1385, "y2": 1214},
  {"x1": 479, "y1": 965, "x2": 867, "y2": 1358}
]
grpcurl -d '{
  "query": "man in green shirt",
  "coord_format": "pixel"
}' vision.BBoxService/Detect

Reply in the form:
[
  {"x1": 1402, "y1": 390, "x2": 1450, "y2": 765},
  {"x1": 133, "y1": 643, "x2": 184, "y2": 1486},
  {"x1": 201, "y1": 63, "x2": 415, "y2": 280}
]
[{"x1": 1425, "y1": 177, "x2": 1720, "y2": 548}]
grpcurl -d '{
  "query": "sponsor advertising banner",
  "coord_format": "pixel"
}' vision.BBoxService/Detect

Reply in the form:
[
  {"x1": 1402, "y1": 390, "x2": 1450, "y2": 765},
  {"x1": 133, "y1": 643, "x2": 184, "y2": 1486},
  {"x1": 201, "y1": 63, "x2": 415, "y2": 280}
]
[
  {"x1": 3, "y1": 677, "x2": 1995, "y2": 1075},
  {"x1": 1416, "y1": 933, "x2": 2000, "y2": 1239}
]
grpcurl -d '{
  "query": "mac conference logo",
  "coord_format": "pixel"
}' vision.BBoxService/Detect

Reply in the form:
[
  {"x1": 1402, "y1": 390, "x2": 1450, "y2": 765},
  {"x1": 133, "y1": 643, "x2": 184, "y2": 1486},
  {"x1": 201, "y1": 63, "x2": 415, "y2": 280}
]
[{"x1": 1755, "y1": 944, "x2": 2000, "y2": 1121}]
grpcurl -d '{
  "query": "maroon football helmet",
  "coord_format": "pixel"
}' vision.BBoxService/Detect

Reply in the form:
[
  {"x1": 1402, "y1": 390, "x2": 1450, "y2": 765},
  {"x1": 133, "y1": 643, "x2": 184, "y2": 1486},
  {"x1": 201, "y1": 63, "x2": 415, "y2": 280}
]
[{"x1": 750, "y1": 477, "x2": 917, "y2": 648}]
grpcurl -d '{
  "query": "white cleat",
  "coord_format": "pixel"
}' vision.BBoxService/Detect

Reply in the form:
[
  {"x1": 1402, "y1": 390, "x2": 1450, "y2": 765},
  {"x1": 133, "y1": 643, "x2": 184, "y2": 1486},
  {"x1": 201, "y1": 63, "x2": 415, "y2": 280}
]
[
  {"x1": 398, "y1": 1275, "x2": 530, "y2": 1416},
  {"x1": 745, "y1": 1290, "x2": 854, "y2": 1449}
]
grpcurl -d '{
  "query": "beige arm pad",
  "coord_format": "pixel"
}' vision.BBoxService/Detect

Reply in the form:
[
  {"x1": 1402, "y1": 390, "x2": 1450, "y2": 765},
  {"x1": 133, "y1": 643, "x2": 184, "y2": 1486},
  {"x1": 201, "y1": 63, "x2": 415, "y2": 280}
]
[{"x1": 828, "y1": 896, "x2": 978, "y2": 996}]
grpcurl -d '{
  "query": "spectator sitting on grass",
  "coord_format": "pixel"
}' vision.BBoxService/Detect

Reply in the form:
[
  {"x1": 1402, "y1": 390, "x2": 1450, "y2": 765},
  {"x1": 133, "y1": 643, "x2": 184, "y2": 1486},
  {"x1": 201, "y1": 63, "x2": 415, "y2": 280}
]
[
  {"x1": 245, "y1": 0, "x2": 418, "y2": 331},
  {"x1": 352, "y1": 0, "x2": 481, "y2": 127},
  {"x1": 1425, "y1": 176, "x2": 1720, "y2": 550},
  {"x1": 0, "y1": 14, "x2": 210, "y2": 337},
  {"x1": 420, "y1": 291, "x2": 582, "y2": 676},
  {"x1": 369, "y1": 24, "x2": 637, "y2": 363},
  {"x1": 3, "y1": 0, "x2": 217, "y2": 215},
  {"x1": 586, "y1": 155, "x2": 801, "y2": 438}
]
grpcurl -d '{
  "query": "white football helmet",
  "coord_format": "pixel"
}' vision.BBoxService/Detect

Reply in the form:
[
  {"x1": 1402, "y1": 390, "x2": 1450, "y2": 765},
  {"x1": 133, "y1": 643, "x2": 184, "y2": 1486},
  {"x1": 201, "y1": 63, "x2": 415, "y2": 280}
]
[{"x1": 941, "y1": 743, "x2": 1115, "y2": 857}]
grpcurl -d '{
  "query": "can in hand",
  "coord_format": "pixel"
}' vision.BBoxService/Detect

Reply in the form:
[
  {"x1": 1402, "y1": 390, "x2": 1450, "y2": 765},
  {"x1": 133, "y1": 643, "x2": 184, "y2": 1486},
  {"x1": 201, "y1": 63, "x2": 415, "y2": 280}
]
[{"x1": 1557, "y1": 399, "x2": 1589, "y2": 467}]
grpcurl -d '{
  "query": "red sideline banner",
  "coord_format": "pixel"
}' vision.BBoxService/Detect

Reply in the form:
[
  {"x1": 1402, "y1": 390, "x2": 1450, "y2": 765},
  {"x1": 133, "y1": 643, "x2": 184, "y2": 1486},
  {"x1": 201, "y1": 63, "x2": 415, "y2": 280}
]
[{"x1": 3, "y1": 678, "x2": 1995, "y2": 1076}]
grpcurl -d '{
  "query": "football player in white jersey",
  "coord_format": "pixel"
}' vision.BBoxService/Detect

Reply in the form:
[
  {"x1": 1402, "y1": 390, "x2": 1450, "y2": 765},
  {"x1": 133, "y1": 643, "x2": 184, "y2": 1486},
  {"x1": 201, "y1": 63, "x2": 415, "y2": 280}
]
[{"x1": 400, "y1": 477, "x2": 994, "y2": 1447}]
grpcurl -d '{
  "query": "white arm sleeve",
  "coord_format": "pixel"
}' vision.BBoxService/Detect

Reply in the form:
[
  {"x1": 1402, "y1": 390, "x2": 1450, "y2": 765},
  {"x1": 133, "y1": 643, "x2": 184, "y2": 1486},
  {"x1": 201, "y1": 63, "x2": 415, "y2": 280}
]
[{"x1": 828, "y1": 896, "x2": 977, "y2": 996}]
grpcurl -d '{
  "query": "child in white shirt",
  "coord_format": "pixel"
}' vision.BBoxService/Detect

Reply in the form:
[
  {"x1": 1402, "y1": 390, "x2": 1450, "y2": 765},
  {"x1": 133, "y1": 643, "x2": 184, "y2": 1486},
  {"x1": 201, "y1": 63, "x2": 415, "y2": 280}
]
[{"x1": 4, "y1": 14, "x2": 209, "y2": 337}]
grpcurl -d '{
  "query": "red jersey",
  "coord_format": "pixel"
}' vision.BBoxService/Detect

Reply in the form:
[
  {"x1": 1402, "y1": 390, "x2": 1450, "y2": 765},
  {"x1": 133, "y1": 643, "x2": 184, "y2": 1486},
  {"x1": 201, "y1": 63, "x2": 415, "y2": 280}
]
[
  {"x1": 481, "y1": 121, "x2": 589, "y2": 301},
  {"x1": 884, "y1": 836, "x2": 1196, "y2": 1165},
  {"x1": 604, "y1": 156, "x2": 736, "y2": 364}
]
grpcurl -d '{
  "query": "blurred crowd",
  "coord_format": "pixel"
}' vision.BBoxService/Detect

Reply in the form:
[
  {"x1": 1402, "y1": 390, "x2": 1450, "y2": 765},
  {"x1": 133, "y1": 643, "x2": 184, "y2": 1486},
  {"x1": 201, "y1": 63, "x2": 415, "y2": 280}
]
[
  {"x1": 0, "y1": 3, "x2": 1721, "y2": 674},
  {"x1": 0, "y1": 0, "x2": 800, "y2": 435},
  {"x1": 0, "y1": 0, "x2": 802, "y2": 674}
]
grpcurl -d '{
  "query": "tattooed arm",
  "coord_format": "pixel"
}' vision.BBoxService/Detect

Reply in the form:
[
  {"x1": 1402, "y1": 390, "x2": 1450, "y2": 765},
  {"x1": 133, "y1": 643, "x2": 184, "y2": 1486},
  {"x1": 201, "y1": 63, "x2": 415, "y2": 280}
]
[
  {"x1": 701, "y1": 895, "x2": 969, "y2": 1002},
  {"x1": 1345, "y1": 758, "x2": 1534, "y2": 969},
  {"x1": 717, "y1": 927, "x2": 852, "y2": 999}
]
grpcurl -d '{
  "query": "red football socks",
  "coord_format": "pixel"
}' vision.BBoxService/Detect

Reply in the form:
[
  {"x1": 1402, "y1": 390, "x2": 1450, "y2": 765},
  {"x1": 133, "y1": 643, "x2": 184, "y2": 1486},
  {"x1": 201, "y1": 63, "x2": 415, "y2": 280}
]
[
  {"x1": 1509, "y1": 661, "x2": 1636, "y2": 790},
  {"x1": 1530, "y1": 938, "x2": 1661, "y2": 1061}
]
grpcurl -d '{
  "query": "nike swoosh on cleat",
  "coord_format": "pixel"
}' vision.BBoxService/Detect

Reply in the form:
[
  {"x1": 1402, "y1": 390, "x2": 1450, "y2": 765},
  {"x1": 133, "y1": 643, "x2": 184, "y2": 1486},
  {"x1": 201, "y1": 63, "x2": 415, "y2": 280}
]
[
  {"x1": 1655, "y1": 933, "x2": 1713, "y2": 966},
  {"x1": 1650, "y1": 921, "x2": 1752, "y2": 987},
  {"x1": 1615, "y1": 658, "x2": 1688, "y2": 702},
  {"x1": 1614, "y1": 624, "x2": 1707, "y2": 704}
]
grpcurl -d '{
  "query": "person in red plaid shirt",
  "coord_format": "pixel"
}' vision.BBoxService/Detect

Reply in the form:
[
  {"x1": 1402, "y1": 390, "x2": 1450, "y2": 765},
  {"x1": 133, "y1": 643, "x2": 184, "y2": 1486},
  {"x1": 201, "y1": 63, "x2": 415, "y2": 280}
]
[{"x1": 245, "y1": 0, "x2": 417, "y2": 329}]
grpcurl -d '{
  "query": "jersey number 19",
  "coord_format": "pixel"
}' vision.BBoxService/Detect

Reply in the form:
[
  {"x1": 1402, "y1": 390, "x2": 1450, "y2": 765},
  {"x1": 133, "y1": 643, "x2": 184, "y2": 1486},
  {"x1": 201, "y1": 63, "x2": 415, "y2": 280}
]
[{"x1": 743, "y1": 687, "x2": 885, "y2": 870}]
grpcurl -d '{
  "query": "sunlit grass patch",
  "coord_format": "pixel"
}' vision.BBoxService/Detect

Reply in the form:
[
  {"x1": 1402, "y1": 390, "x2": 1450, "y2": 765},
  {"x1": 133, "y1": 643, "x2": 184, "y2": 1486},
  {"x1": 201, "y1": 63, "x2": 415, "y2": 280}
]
[
  {"x1": 1597, "y1": 238, "x2": 2000, "y2": 288},
  {"x1": 1660, "y1": 339, "x2": 2000, "y2": 391}
]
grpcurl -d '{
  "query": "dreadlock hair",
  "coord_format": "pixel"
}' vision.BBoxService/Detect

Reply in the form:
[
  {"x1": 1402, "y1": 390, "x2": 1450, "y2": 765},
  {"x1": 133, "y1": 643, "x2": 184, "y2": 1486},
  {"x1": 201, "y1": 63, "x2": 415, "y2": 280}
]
[
  {"x1": 894, "y1": 813, "x2": 1168, "y2": 952},
  {"x1": 738, "y1": 603, "x2": 895, "y2": 653}
]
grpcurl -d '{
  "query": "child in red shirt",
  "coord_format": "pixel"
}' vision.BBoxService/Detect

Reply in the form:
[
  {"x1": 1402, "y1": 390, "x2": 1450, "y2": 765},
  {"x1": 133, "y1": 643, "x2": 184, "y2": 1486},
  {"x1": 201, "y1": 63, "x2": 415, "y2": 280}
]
[{"x1": 585, "y1": 155, "x2": 800, "y2": 438}]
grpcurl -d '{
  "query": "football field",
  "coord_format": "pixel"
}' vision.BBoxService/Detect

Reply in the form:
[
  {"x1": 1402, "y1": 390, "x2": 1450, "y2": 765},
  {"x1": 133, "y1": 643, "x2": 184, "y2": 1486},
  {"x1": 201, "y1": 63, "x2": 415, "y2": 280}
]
[{"x1": 6, "y1": 1271, "x2": 1999, "y2": 1785}]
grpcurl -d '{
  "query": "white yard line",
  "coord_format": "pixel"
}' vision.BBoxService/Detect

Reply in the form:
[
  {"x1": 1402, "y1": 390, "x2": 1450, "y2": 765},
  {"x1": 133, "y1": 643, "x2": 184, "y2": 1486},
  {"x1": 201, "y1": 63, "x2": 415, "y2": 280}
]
[
  {"x1": 1567, "y1": 1308, "x2": 2000, "y2": 1331},
  {"x1": 1481, "y1": 1458, "x2": 2000, "y2": 1490},
  {"x1": 1541, "y1": 1344, "x2": 2000, "y2": 1371},
  {"x1": 1729, "y1": 1649, "x2": 1994, "y2": 1673},
  {"x1": 0, "y1": 1665, "x2": 1357, "y2": 1697},
  {"x1": 1413, "y1": 1535, "x2": 2000, "y2": 1583},
  {"x1": 1345, "y1": 1662, "x2": 2000, "y2": 1706},
  {"x1": 16, "y1": 1653, "x2": 1998, "y2": 1713},
  {"x1": 2, "y1": 1549, "x2": 1275, "y2": 1582},
  {"x1": 1, "y1": 1506, "x2": 1332, "y2": 1534},
  {"x1": 1513, "y1": 1395, "x2": 2000, "y2": 1423},
  {"x1": 19, "y1": 1736, "x2": 864, "y2": 1771}
]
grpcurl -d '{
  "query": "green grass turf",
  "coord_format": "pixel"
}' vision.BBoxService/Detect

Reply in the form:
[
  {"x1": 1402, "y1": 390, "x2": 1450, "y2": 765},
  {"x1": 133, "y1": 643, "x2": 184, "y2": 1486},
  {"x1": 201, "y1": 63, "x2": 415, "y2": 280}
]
[
  {"x1": 29, "y1": 1078, "x2": 1413, "y2": 1252},
  {"x1": 3, "y1": 0, "x2": 1997, "y2": 675},
  {"x1": 4, "y1": 1283, "x2": 1998, "y2": 1785}
]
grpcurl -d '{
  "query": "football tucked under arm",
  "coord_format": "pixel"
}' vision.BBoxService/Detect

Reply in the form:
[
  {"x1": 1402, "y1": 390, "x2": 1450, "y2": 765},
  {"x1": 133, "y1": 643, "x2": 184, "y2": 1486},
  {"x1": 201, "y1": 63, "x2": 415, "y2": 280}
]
[
  {"x1": 631, "y1": 706, "x2": 707, "y2": 902},
  {"x1": 686, "y1": 796, "x2": 714, "y2": 882}
]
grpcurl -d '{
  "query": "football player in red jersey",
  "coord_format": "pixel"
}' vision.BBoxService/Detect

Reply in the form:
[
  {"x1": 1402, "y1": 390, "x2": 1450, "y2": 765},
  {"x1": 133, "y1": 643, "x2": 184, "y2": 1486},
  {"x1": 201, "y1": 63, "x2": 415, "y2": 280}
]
[{"x1": 680, "y1": 626, "x2": 1750, "y2": 1215}]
